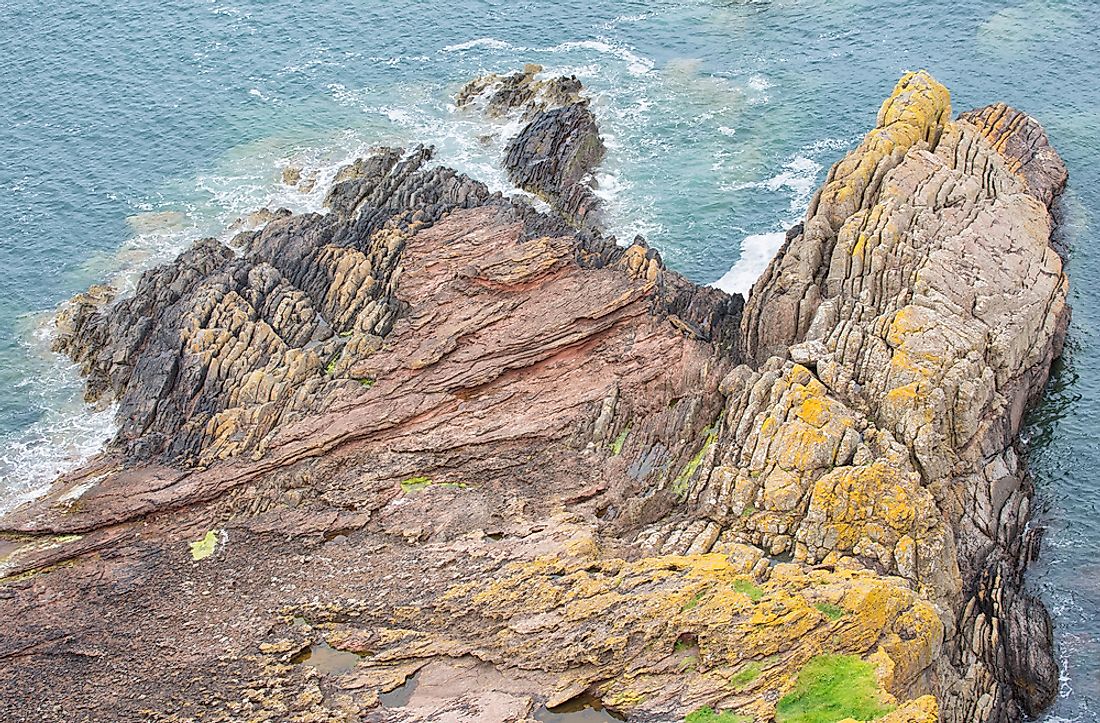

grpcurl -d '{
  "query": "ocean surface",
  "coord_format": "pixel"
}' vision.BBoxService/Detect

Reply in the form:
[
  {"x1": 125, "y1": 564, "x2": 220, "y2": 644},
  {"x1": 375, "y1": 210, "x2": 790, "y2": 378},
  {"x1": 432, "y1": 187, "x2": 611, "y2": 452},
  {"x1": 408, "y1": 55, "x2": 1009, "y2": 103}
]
[{"x1": 0, "y1": 0, "x2": 1096, "y2": 718}]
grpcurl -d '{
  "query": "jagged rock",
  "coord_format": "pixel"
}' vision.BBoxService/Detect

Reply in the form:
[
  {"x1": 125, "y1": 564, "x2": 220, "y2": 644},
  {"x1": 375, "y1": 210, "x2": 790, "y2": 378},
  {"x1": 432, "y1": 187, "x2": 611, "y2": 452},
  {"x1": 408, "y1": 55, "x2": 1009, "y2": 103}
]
[
  {"x1": 459, "y1": 67, "x2": 607, "y2": 232},
  {"x1": 504, "y1": 102, "x2": 606, "y2": 231},
  {"x1": 282, "y1": 165, "x2": 303, "y2": 186},
  {"x1": 0, "y1": 72, "x2": 1068, "y2": 723},
  {"x1": 454, "y1": 64, "x2": 584, "y2": 119},
  {"x1": 281, "y1": 166, "x2": 317, "y2": 193},
  {"x1": 740, "y1": 70, "x2": 1067, "y2": 722}
]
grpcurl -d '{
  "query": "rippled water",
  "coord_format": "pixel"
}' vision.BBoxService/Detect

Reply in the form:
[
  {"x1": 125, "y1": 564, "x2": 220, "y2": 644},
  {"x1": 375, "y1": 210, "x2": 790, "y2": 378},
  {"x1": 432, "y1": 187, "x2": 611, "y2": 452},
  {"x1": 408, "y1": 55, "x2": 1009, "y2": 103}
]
[{"x1": 1, "y1": 0, "x2": 1096, "y2": 718}]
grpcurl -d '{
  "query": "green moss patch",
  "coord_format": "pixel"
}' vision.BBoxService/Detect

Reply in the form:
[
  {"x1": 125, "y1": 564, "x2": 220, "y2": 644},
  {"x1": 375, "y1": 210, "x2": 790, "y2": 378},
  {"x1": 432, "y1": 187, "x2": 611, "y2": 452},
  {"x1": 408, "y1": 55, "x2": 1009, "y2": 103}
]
[
  {"x1": 400, "y1": 476, "x2": 433, "y2": 493},
  {"x1": 189, "y1": 530, "x2": 220, "y2": 561},
  {"x1": 610, "y1": 426, "x2": 631, "y2": 456},
  {"x1": 671, "y1": 428, "x2": 718, "y2": 499},
  {"x1": 685, "y1": 706, "x2": 751, "y2": 723},
  {"x1": 775, "y1": 654, "x2": 894, "y2": 723},
  {"x1": 399, "y1": 477, "x2": 470, "y2": 493},
  {"x1": 682, "y1": 590, "x2": 706, "y2": 611},
  {"x1": 815, "y1": 602, "x2": 846, "y2": 621},
  {"x1": 731, "y1": 578, "x2": 763, "y2": 602},
  {"x1": 729, "y1": 660, "x2": 762, "y2": 689}
]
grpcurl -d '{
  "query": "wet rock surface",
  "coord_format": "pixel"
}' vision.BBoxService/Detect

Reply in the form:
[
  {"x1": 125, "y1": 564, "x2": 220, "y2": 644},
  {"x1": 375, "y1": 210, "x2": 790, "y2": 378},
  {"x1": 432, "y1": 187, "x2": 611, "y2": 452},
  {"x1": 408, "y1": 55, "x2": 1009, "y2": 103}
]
[
  {"x1": 0, "y1": 71, "x2": 1068, "y2": 723},
  {"x1": 460, "y1": 65, "x2": 606, "y2": 232}
]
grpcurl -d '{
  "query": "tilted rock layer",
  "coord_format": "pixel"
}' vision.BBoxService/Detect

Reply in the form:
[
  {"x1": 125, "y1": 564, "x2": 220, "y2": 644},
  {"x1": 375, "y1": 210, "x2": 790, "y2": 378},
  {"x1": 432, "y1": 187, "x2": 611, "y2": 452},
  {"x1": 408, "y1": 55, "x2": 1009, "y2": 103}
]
[{"x1": 0, "y1": 71, "x2": 1067, "y2": 723}]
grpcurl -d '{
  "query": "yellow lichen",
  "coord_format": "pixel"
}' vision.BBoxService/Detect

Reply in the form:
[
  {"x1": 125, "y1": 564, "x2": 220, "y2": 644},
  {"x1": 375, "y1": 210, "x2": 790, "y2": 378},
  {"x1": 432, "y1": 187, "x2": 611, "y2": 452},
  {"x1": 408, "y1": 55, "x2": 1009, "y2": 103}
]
[
  {"x1": 189, "y1": 530, "x2": 220, "y2": 561},
  {"x1": 813, "y1": 71, "x2": 951, "y2": 229}
]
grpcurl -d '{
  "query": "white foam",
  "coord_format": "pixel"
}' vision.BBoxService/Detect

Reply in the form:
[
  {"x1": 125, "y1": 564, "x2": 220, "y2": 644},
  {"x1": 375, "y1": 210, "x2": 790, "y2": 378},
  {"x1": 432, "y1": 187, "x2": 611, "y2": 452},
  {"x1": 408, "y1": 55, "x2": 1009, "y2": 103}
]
[
  {"x1": 248, "y1": 87, "x2": 276, "y2": 103},
  {"x1": 0, "y1": 128, "x2": 395, "y2": 513},
  {"x1": 545, "y1": 39, "x2": 654, "y2": 76},
  {"x1": 710, "y1": 137, "x2": 850, "y2": 297},
  {"x1": 613, "y1": 13, "x2": 649, "y2": 23},
  {"x1": 710, "y1": 231, "x2": 787, "y2": 296},
  {"x1": 0, "y1": 318, "x2": 118, "y2": 517},
  {"x1": 748, "y1": 74, "x2": 772, "y2": 91},
  {"x1": 723, "y1": 155, "x2": 822, "y2": 217},
  {"x1": 442, "y1": 37, "x2": 515, "y2": 53}
]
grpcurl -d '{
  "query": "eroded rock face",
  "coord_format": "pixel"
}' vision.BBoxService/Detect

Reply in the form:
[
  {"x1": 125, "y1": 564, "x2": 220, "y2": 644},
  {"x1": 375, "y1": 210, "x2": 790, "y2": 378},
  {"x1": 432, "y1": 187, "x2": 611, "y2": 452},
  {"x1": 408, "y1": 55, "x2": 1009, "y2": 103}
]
[{"x1": 0, "y1": 72, "x2": 1067, "y2": 723}]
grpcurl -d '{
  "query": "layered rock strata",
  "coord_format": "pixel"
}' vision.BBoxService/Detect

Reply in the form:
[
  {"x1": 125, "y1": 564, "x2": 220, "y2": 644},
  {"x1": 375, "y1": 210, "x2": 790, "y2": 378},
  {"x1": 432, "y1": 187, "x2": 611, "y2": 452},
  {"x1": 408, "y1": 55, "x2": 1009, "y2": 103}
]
[{"x1": 0, "y1": 71, "x2": 1067, "y2": 723}]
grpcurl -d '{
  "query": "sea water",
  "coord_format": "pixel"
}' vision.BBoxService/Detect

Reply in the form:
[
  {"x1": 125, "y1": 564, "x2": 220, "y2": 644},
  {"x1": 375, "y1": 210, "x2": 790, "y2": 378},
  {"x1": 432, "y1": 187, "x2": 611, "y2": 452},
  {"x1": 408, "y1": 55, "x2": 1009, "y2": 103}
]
[{"x1": 0, "y1": 1, "x2": 1096, "y2": 717}]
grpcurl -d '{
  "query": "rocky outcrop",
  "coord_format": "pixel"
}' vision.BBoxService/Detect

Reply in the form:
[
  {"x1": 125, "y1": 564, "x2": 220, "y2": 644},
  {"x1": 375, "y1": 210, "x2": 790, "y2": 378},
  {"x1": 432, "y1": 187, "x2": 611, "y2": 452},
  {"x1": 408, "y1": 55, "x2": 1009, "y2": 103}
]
[
  {"x1": 504, "y1": 102, "x2": 605, "y2": 231},
  {"x1": 454, "y1": 64, "x2": 585, "y2": 120},
  {"x1": 741, "y1": 71, "x2": 1068, "y2": 721},
  {"x1": 0, "y1": 71, "x2": 1067, "y2": 723},
  {"x1": 459, "y1": 65, "x2": 606, "y2": 232}
]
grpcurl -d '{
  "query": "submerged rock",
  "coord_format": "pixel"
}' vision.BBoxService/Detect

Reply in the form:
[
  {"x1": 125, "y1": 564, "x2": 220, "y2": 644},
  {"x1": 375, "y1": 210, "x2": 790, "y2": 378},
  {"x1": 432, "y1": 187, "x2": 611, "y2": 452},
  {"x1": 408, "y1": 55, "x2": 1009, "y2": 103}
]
[{"x1": 0, "y1": 72, "x2": 1069, "y2": 723}]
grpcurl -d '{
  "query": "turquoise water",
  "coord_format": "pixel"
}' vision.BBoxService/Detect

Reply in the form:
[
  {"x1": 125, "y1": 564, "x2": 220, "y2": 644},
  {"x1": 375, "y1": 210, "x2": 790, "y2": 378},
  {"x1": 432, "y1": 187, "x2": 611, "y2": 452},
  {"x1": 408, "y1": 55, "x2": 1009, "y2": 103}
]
[{"x1": 1, "y1": 0, "x2": 1097, "y2": 718}]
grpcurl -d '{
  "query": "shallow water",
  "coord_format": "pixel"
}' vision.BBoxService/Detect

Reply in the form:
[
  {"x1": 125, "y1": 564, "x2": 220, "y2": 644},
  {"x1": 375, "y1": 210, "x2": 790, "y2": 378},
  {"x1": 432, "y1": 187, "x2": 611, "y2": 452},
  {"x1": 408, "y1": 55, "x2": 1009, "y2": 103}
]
[
  {"x1": 534, "y1": 693, "x2": 627, "y2": 722},
  {"x1": 1, "y1": 0, "x2": 1097, "y2": 718},
  {"x1": 291, "y1": 641, "x2": 363, "y2": 675},
  {"x1": 378, "y1": 671, "x2": 422, "y2": 708}
]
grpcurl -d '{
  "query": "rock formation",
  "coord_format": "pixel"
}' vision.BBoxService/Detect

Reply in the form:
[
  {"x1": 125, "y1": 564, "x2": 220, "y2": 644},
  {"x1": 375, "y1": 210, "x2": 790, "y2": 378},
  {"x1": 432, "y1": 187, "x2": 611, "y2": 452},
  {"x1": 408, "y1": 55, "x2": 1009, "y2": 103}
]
[
  {"x1": 459, "y1": 65, "x2": 606, "y2": 231},
  {"x1": 0, "y1": 71, "x2": 1067, "y2": 723}
]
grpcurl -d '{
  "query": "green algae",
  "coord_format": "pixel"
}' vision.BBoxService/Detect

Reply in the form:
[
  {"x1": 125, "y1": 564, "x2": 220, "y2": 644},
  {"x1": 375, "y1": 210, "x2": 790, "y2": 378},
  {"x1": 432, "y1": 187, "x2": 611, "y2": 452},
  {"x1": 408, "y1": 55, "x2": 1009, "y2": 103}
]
[
  {"x1": 731, "y1": 578, "x2": 763, "y2": 602},
  {"x1": 610, "y1": 426, "x2": 631, "y2": 456},
  {"x1": 400, "y1": 476, "x2": 469, "y2": 493},
  {"x1": 775, "y1": 654, "x2": 894, "y2": 723},
  {"x1": 1, "y1": 534, "x2": 85, "y2": 583},
  {"x1": 0, "y1": 559, "x2": 77, "y2": 584},
  {"x1": 671, "y1": 427, "x2": 718, "y2": 499},
  {"x1": 681, "y1": 590, "x2": 706, "y2": 611},
  {"x1": 401, "y1": 476, "x2": 433, "y2": 493},
  {"x1": 729, "y1": 660, "x2": 762, "y2": 689}
]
